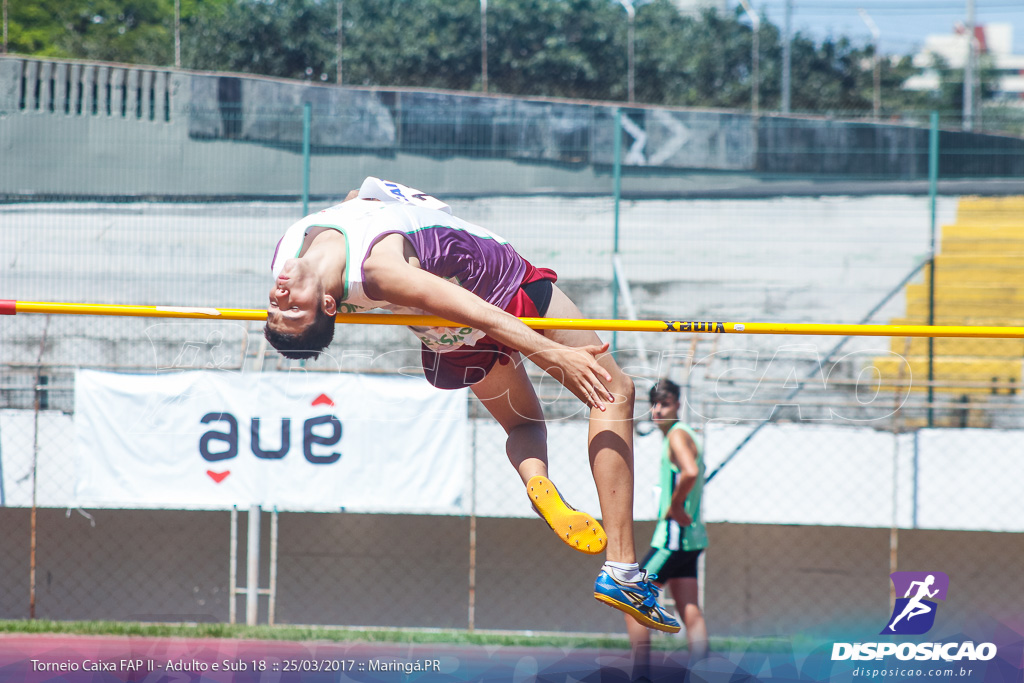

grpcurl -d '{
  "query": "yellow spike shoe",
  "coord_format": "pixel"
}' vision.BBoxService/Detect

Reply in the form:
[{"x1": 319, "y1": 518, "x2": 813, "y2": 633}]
[{"x1": 526, "y1": 475, "x2": 606, "y2": 555}]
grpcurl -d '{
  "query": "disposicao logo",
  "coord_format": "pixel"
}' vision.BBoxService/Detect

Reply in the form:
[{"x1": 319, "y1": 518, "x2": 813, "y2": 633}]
[
  {"x1": 882, "y1": 571, "x2": 948, "y2": 635},
  {"x1": 831, "y1": 571, "x2": 998, "y2": 662}
]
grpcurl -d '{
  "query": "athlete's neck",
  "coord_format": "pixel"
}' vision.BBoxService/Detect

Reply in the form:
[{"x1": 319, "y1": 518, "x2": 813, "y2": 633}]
[{"x1": 305, "y1": 229, "x2": 347, "y2": 302}]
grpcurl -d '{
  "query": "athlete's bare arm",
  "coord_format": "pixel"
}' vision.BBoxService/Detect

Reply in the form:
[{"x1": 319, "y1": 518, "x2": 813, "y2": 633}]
[
  {"x1": 362, "y1": 234, "x2": 614, "y2": 409},
  {"x1": 666, "y1": 429, "x2": 699, "y2": 527}
]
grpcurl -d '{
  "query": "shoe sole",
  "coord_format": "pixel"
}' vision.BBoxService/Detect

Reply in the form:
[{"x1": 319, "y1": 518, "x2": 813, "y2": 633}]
[
  {"x1": 593, "y1": 592, "x2": 682, "y2": 633},
  {"x1": 527, "y1": 475, "x2": 606, "y2": 555}
]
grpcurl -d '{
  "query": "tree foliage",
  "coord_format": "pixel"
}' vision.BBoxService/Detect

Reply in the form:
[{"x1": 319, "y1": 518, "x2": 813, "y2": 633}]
[
  {"x1": 9, "y1": 0, "x2": 175, "y2": 63},
  {"x1": 634, "y1": 5, "x2": 752, "y2": 107},
  {"x1": 341, "y1": 0, "x2": 480, "y2": 89},
  {"x1": 184, "y1": 0, "x2": 335, "y2": 80},
  {"x1": 488, "y1": 0, "x2": 623, "y2": 99},
  {"x1": 6, "y1": 0, "x2": 992, "y2": 117}
]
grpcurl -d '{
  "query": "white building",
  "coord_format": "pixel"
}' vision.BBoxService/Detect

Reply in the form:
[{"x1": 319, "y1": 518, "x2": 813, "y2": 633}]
[{"x1": 905, "y1": 22, "x2": 1024, "y2": 102}]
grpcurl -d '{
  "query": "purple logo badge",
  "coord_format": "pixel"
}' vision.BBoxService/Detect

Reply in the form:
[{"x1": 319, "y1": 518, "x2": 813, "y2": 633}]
[{"x1": 881, "y1": 571, "x2": 949, "y2": 635}]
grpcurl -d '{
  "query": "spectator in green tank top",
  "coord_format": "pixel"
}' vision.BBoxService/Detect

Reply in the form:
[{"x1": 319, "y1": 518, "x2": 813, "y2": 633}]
[{"x1": 628, "y1": 378, "x2": 709, "y2": 673}]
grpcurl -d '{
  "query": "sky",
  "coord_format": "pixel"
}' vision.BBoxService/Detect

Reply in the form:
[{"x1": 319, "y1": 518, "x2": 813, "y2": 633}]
[{"x1": 739, "y1": 1, "x2": 1024, "y2": 56}]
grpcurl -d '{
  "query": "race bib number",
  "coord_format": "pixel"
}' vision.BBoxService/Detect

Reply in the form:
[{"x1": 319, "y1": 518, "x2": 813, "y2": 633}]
[{"x1": 358, "y1": 177, "x2": 452, "y2": 214}]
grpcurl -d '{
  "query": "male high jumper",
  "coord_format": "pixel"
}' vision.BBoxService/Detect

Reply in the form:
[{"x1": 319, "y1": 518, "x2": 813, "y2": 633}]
[{"x1": 264, "y1": 177, "x2": 679, "y2": 633}]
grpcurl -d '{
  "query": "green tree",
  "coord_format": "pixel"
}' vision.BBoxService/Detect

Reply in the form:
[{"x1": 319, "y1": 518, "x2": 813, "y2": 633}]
[
  {"x1": 634, "y1": 6, "x2": 774, "y2": 110},
  {"x1": 341, "y1": 0, "x2": 479, "y2": 89},
  {"x1": 782, "y1": 35, "x2": 868, "y2": 114},
  {"x1": 5, "y1": 0, "x2": 942, "y2": 120},
  {"x1": 487, "y1": 0, "x2": 622, "y2": 99},
  {"x1": 8, "y1": 0, "x2": 175, "y2": 64},
  {"x1": 874, "y1": 54, "x2": 928, "y2": 116},
  {"x1": 7, "y1": 0, "x2": 69, "y2": 56},
  {"x1": 184, "y1": 0, "x2": 335, "y2": 79},
  {"x1": 931, "y1": 54, "x2": 1000, "y2": 125}
]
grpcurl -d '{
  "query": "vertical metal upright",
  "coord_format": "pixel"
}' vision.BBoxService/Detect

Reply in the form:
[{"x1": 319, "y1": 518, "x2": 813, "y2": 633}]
[
  {"x1": 229, "y1": 507, "x2": 238, "y2": 624},
  {"x1": 268, "y1": 508, "x2": 278, "y2": 626},
  {"x1": 927, "y1": 112, "x2": 939, "y2": 427},
  {"x1": 911, "y1": 430, "x2": 920, "y2": 529},
  {"x1": 611, "y1": 108, "x2": 623, "y2": 353},
  {"x1": 246, "y1": 504, "x2": 261, "y2": 626},
  {"x1": 229, "y1": 504, "x2": 278, "y2": 626},
  {"x1": 0, "y1": 417, "x2": 5, "y2": 506},
  {"x1": 467, "y1": 400, "x2": 478, "y2": 631}
]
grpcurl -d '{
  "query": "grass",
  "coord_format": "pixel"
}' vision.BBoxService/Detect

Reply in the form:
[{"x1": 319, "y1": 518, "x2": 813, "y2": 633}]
[
  {"x1": 0, "y1": 619, "x2": 633, "y2": 649},
  {"x1": 0, "y1": 619, "x2": 785, "y2": 653}
]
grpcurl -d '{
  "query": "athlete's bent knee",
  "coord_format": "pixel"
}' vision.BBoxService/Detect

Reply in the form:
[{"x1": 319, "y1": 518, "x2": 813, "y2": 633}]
[{"x1": 604, "y1": 365, "x2": 635, "y2": 406}]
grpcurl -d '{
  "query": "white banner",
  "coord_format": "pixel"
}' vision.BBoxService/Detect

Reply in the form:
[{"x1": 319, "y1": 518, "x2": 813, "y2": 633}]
[{"x1": 73, "y1": 370, "x2": 468, "y2": 512}]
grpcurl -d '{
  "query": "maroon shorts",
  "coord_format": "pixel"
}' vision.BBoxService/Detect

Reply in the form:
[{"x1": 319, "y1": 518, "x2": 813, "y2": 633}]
[{"x1": 421, "y1": 262, "x2": 557, "y2": 390}]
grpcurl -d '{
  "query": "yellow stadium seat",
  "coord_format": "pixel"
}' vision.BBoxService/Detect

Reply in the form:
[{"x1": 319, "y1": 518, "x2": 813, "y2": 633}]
[{"x1": 872, "y1": 196, "x2": 1024, "y2": 397}]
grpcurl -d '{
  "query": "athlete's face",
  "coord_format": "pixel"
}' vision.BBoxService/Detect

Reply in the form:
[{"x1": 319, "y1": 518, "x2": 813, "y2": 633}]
[
  {"x1": 650, "y1": 395, "x2": 680, "y2": 425},
  {"x1": 267, "y1": 258, "x2": 322, "y2": 334}
]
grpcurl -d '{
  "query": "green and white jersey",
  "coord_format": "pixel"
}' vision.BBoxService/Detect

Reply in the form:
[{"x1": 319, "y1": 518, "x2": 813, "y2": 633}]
[{"x1": 650, "y1": 422, "x2": 708, "y2": 552}]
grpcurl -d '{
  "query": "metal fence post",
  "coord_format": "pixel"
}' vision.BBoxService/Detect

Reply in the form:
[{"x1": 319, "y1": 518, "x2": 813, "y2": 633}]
[
  {"x1": 468, "y1": 398, "x2": 478, "y2": 631},
  {"x1": 302, "y1": 102, "x2": 312, "y2": 216},
  {"x1": 229, "y1": 506, "x2": 238, "y2": 625},
  {"x1": 246, "y1": 504, "x2": 261, "y2": 626},
  {"x1": 927, "y1": 111, "x2": 939, "y2": 427},
  {"x1": 611, "y1": 108, "x2": 623, "y2": 353}
]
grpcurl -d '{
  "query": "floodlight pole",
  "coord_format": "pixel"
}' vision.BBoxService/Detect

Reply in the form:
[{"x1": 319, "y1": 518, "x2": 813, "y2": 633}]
[
  {"x1": 739, "y1": 0, "x2": 760, "y2": 117},
  {"x1": 174, "y1": 0, "x2": 181, "y2": 68},
  {"x1": 336, "y1": 0, "x2": 344, "y2": 85},
  {"x1": 480, "y1": 0, "x2": 488, "y2": 93},
  {"x1": 618, "y1": 0, "x2": 636, "y2": 103},
  {"x1": 963, "y1": 0, "x2": 976, "y2": 131},
  {"x1": 859, "y1": 8, "x2": 881, "y2": 120},
  {"x1": 781, "y1": 0, "x2": 792, "y2": 113}
]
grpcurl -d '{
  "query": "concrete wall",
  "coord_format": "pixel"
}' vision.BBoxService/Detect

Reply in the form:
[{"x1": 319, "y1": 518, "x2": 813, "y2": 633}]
[
  {"x1": 3, "y1": 55, "x2": 1024, "y2": 201},
  {"x1": 1, "y1": 509, "x2": 1018, "y2": 637}
]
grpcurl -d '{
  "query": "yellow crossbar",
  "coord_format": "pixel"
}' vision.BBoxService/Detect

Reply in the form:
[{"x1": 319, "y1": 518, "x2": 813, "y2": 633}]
[{"x1": 7, "y1": 300, "x2": 1024, "y2": 339}]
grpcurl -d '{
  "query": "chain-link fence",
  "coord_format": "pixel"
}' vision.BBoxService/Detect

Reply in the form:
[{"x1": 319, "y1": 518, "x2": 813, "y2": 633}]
[{"x1": 1, "y1": 55, "x2": 1023, "y2": 638}]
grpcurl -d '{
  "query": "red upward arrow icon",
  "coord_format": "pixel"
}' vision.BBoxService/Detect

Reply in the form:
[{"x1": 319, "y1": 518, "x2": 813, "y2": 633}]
[{"x1": 312, "y1": 393, "x2": 335, "y2": 407}]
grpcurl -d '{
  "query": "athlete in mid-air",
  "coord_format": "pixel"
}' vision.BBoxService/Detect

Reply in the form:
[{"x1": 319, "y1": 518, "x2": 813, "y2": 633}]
[{"x1": 264, "y1": 177, "x2": 679, "y2": 633}]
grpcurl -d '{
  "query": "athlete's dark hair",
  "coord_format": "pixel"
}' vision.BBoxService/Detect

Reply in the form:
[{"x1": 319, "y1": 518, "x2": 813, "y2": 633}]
[
  {"x1": 648, "y1": 378, "x2": 681, "y2": 405},
  {"x1": 264, "y1": 306, "x2": 336, "y2": 360}
]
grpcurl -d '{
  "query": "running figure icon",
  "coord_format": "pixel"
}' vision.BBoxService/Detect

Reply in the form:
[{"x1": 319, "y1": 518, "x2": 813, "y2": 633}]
[{"x1": 888, "y1": 574, "x2": 939, "y2": 631}]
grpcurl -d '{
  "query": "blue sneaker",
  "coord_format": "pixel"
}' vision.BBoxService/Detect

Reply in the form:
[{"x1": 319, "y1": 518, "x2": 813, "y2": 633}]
[{"x1": 594, "y1": 568, "x2": 681, "y2": 633}]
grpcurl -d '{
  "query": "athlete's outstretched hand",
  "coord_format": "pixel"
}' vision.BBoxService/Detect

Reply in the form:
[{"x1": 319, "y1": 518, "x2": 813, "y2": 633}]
[{"x1": 532, "y1": 342, "x2": 615, "y2": 411}]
